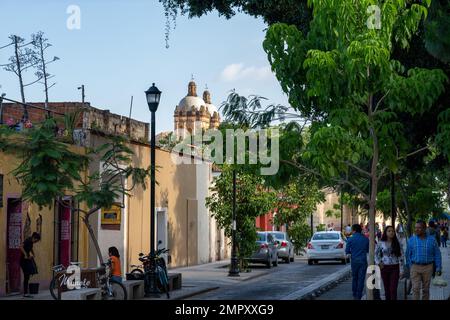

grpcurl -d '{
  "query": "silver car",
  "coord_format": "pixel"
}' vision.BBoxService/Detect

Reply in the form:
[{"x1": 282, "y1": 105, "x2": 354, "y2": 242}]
[
  {"x1": 306, "y1": 231, "x2": 348, "y2": 265},
  {"x1": 270, "y1": 231, "x2": 295, "y2": 263},
  {"x1": 248, "y1": 232, "x2": 279, "y2": 268}
]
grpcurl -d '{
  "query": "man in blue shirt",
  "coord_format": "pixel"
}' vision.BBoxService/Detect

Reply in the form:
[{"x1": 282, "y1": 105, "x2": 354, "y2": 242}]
[
  {"x1": 405, "y1": 220, "x2": 442, "y2": 300},
  {"x1": 346, "y1": 224, "x2": 369, "y2": 300}
]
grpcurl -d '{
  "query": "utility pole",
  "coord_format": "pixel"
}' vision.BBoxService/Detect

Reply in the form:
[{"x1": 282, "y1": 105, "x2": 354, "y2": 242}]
[
  {"x1": 0, "y1": 93, "x2": 5, "y2": 125},
  {"x1": 78, "y1": 85, "x2": 85, "y2": 107}
]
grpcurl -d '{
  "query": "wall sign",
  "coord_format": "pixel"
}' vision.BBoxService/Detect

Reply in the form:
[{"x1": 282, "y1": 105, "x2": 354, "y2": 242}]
[{"x1": 101, "y1": 203, "x2": 121, "y2": 226}]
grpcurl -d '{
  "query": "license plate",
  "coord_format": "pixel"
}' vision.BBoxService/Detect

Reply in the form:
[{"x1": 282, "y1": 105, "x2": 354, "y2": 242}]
[{"x1": 321, "y1": 245, "x2": 329, "y2": 250}]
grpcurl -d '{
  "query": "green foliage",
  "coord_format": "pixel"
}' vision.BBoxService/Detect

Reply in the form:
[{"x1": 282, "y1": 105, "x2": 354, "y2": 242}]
[
  {"x1": 1, "y1": 119, "x2": 150, "y2": 213},
  {"x1": 206, "y1": 165, "x2": 277, "y2": 263},
  {"x1": 264, "y1": 0, "x2": 447, "y2": 184},
  {"x1": 2, "y1": 119, "x2": 87, "y2": 209},
  {"x1": 273, "y1": 177, "x2": 324, "y2": 250}
]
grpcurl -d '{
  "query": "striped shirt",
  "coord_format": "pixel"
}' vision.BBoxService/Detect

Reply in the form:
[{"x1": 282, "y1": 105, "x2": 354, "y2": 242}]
[{"x1": 405, "y1": 235, "x2": 442, "y2": 272}]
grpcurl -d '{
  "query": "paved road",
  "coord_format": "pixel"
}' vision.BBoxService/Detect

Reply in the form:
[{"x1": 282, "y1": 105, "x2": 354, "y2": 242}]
[{"x1": 186, "y1": 257, "x2": 348, "y2": 300}]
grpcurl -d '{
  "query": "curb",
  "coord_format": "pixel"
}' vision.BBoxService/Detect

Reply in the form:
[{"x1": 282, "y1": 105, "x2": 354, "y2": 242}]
[
  {"x1": 175, "y1": 286, "x2": 220, "y2": 300},
  {"x1": 280, "y1": 265, "x2": 352, "y2": 300}
]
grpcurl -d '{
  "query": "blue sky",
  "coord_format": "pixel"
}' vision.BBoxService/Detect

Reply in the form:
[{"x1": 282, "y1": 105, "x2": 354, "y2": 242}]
[{"x1": 0, "y1": 0, "x2": 289, "y2": 133}]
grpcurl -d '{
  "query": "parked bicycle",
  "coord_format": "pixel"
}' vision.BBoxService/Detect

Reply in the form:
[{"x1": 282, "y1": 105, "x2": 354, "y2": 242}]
[
  {"x1": 130, "y1": 241, "x2": 170, "y2": 298},
  {"x1": 49, "y1": 260, "x2": 127, "y2": 300}
]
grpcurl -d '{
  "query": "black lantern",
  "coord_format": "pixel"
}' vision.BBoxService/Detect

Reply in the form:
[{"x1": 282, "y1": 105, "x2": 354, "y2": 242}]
[{"x1": 145, "y1": 83, "x2": 161, "y2": 112}]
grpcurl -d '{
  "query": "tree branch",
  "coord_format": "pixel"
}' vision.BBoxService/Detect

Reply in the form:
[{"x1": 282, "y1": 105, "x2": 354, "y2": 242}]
[
  {"x1": 398, "y1": 145, "x2": 429, "y2": 160},
  {"x1": 373, "y1": 89, "x2": 390, "y2": 114},
  {"x1": 344, "y1": 161, "x2": 371, "y2": 178},
  {"x1": 280, "y1": 159, "x2": 370, "y2": 201}
]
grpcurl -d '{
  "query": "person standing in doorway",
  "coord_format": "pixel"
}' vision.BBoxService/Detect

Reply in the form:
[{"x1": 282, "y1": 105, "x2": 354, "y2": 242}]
[
  {"x1": 346, "y1": 224, "x2": 369, "y2": 300},
  {"x1": 375, "y1": 226, "x2": 404, "y2": 300},
  {"x1": 108, "y1": 247, "x2": 122, "y2": 283},
  {"x1": 405, "y1": 220, "x2": 442, "y2": 300},
  {"x1": 20, "y1": 232, "x2": 41, "y2": 298}
]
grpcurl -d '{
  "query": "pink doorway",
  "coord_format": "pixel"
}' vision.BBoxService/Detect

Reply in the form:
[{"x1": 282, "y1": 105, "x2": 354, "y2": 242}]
[
  {"x1": 6, "y1": 198, "x2": 22, "y2": 294},
  {"x1": 58, "y1": 200, "x2": 72, "y2": 267}
]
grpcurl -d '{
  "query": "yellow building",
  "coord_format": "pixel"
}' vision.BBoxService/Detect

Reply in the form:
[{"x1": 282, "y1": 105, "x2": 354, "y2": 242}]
[{"x1": 0, "y1": 147, "x2": 90, "y2": 296}]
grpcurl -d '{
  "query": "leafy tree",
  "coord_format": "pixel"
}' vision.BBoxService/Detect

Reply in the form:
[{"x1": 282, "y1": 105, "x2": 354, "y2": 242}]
[
  {"x1": 206, "y1": 165, "x2": 277, "y2": 268},
  {"x1": 273, "y1": 176, "x2": 325, "y2": 253},
  {"x1": 262, "y1": 0, "x2": 447, "y2": 299},
  {"x1": 0, "y1": 118, "x2": 150, "y2": 264}
]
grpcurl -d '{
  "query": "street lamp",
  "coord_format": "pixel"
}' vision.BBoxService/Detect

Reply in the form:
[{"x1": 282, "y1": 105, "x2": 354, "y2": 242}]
[
  {"x1": 145, "y1": 83, "x2": 162, "y2": 296},
  {"x1": 228, "y1": 169, "x2": 240, "y2": 277}
]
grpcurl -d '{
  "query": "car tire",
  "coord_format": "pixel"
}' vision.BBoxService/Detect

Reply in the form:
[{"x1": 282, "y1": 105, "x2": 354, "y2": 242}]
[
  {"x1": 308, "y1": 259, "x2": 313, "y2": 265},
  {"x1": 341, "y1": 259, "x2": 346, "y2": 265},
  {"x1": 314, "y1": 260, "x2": 319, "y2": 264},
  {"x1": 290, "y1": 255, "x2": 294, "y2": 263},
  {"x1": 284, "y1": 257, "x2": 290, "y2": 264}
]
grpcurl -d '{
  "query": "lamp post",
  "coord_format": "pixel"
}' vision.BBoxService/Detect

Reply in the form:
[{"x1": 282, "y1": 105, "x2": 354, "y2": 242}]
[
  {"x1": 228, "y1": 169, "x2": 240, "y2": 276},
  {"x1": 145, "y1": 83, "x2": 162, "y2": 296}
]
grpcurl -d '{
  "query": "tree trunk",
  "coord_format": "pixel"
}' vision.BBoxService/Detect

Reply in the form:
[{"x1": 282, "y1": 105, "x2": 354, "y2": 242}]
[
  {"x1": 399, "y1": 182, "x2": 412, "y2": 237},
  {"x1": 38, "y1": 36, "x2": 49, "y2": 110},
  {"x1": 81, "y1": 214, "x2": 104, "y2": 265},
  {"x1": 367, "y1": 87, "x2": 377, "y2": 300},
  {"x1": 13, "y1": 36, "x2": 26, "y2": 105}
]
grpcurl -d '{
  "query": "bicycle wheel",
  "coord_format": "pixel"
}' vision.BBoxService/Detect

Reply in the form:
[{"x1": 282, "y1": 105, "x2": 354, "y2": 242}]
[
  {"x1": 156, "y1": 267, "x2": 170, "y2": 299},
  {"x1": 49, "y1": 277, "x2": 60, "y2": 300},
  {"x1": 130, "y1": 268, "x2": 144, "y2": 280},
  {"x1": 109, "y1": 279, "x2": 128, "y2": 300}
]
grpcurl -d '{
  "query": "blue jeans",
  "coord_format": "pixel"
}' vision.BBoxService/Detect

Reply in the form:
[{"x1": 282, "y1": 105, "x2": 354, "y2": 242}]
[
  {"x1": 351, "y1": 262, "x2": 367, "y2": 300},
  {"x1": 110, "y1": 275, "x2": 122, "y2": 283}
]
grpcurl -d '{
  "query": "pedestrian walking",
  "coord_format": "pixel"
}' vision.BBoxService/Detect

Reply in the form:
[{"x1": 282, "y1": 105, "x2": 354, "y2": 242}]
[
  {"x1": 441, "y1": 226, "x2": 448, "y2": 248},
  {"x1": 405, "y1": 220, "x2": 442, "y2": 300},
  {"x1": 108, "y1": 246, "x2": 123, "y2": 283},
  {"x1": 345, "y1": 224, "x2": 352, "y2": 237},
  {"x1": 345, "y1": 224, "x2": 369, "y2": 300},
  {"x1": 375, "y1": 226, "x2": 404, "y2": 300},
  {"x1": 20, "y1": 232, "x2": 41, "y2": 298}
]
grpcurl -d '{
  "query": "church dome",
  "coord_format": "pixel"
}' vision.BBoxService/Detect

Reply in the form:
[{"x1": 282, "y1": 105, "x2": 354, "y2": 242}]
[{"x1": 177, "y1": 95, "x2": 206, "y2": 113}]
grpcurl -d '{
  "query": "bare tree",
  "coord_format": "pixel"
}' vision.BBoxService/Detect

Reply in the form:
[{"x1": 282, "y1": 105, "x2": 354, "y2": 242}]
[
  {"x1": 3, "y1": 35, "x2": 39, "y2": 105},
  {"x1": 31, "y1": 32, "x2": 59, "y2": 111}
]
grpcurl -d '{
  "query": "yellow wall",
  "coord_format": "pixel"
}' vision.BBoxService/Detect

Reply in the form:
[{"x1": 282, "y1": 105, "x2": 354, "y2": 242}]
[
  {"x1": 0, "y1": 147, "x2": 90, "y2": 296},
  {"x1": 126, "y1": 146, "x2": 207, "y2": 269}
]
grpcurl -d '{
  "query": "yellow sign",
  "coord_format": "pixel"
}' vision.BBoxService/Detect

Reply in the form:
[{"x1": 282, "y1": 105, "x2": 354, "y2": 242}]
[{"x1": 101, "y1": 204, "x2": 121, "y2": 225}]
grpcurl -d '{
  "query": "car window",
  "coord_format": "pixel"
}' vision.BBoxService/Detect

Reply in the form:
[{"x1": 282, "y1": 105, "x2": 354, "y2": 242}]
[
  {"x1": 267, "y1": 234, "x2": 274, "y2": 242},
  {"x1": 312, "y1": 233, "x2": 340, "y2": 240},
  {"x1": 257, "y1": 233, "x2": 266, "y2": 241},
  {"x1": 273, "y1": 233, "x2": 285, "y2": 240}
]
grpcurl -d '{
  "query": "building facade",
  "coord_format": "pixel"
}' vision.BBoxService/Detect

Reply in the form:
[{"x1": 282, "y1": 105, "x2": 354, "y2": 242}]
[{"x1": 174, "y1": 80, "x2": 220, "y2": 139}]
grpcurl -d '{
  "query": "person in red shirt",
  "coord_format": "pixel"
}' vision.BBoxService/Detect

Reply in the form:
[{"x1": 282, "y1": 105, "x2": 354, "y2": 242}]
[{"x1": 108, "y1": 247, "x2": 122, "y2": 283}]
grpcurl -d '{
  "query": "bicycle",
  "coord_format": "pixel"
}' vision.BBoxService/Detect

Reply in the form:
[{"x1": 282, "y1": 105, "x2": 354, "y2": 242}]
[
  {"x1": 49, "y1": 260, "x2": 127, "y2": 300},
  {"x1": 133, "y1": 241, "x2": 170, "y2": 298}
]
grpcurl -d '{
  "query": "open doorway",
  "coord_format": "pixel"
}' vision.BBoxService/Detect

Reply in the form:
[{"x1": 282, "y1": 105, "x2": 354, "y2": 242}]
[{"x1": 6, "y1": 198, "x2": 22, "y2": 294}]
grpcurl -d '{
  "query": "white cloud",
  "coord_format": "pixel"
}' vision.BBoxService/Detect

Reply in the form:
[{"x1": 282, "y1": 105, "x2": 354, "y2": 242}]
[{"x1": 220, "y1": 63, "x2": 272, "y2": 82}]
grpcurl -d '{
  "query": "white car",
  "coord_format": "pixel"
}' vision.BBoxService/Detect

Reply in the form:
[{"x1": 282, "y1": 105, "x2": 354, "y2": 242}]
[{"x1": 306, "y1": 231, "x2": 348, "y2": 265}]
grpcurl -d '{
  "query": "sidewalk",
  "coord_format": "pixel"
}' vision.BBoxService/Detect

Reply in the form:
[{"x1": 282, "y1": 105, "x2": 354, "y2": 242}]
[
  {"x1": 316, "y1": 246, "x2": 450, "y2": 300},
  {"x1": 143, "y1": 259, "x2": 273, "y2": 300}
]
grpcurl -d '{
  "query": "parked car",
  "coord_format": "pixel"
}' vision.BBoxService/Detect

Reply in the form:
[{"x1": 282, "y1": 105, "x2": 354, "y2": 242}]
[
  {"x1": 248, "y1": 231, "x2": 279, "y2": 268},
  {"x1": 270, "y1": 231, "x2": 295, "y2": 263},
  {"x1": 306, "y1": 231, "x2": 348, "y2": 265}
]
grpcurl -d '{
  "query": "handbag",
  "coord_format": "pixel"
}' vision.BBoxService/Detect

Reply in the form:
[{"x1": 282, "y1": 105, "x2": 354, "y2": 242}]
[
  {"x1": 29, "y1": 257, "x2": 38, "y2": 275},
  {"x1": 432, "y1": 275, "x2": 447, "y2": 287}
]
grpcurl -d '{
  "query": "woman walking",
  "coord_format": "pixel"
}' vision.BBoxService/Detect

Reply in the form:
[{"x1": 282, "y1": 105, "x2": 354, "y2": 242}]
[{"x1": 375, "y1": 226, "x2": 404, "y2": 300}]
